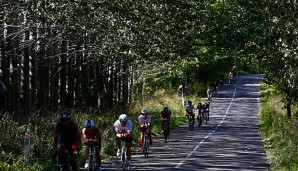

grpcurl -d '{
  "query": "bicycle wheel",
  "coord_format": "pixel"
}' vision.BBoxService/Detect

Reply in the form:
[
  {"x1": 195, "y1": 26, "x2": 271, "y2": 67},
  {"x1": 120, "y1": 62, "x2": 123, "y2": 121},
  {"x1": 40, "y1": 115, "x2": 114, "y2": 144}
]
[
  {"x1": 121, "y1": 146, "x2": 126, "y2": 171},
  {"x1": 207, "y1": 110, "x2": 210, "y2": 121},
  {"x1": 144, "y1": 135, "x2": 149, "y2": 158},
  {"x1": 204, "y1": 113, "x2": 208, "y2": 124},
  {"x1": 197, "y1": 114, "x2": 202, "y2": 126},
  {"x1": 163, "y1": 121, "x2": 168, "y2": 143},
  {"x1": 188, "y1": 117, "x2": 193, "y2": 131}
]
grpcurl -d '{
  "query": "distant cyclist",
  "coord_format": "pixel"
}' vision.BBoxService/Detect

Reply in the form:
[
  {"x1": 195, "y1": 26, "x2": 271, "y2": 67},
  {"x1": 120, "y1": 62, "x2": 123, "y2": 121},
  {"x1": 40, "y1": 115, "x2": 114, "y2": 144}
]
[
  {"x1": 82, "y1": 119, "x2": 102, "y2": 171},
  {"x1": 219, "y1": 74, "x2": 225, "y2": 87},
  {"x1": 231, "y1": 65, "x2": 237, "y2": 80},
  {"x1": 213, "y1": 81, "x2": 218, "y2": 96},
  {"x1": 161, "y1": 106, "x2": 172, "y2": 136},
  {"x1": 114, "y1": 114, "x2": 133, "y2": 168},
  {"x1": 138, "y1": 109, "x2": 153, "y2": 145},
  {"x1": 207, "y1": 88, "x2": 212, "y2": 101},
  {"x1": 53, "y1": 112, "x2": 81, "y2": 171},
  {"x1": 185, "y1": 101, "x2": 195, "y2": 126}
]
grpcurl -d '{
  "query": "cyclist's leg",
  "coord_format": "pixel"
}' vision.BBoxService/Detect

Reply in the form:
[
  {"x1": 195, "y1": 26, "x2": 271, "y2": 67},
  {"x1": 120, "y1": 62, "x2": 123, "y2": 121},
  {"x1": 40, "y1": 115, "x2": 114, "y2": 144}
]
[
  {"x1": 70, "y1": 154, "x2": 79, "y2": 171},
  {"x1": 58, "y1": 151, "x2": 69, "y2": 171},
  {"x1": 167, "y1": 120, "x2": 171, "y2": 135},
  {"x1": 139, "y1": 130, "x2": 144, "y2": 147},
  {"x1": 125, "y1": 137, "x2": 133, "y2": 160},
  {"x1": 192, "y1": 113, "x2": 195, "y2": 126},
  {"x1": 95, "y1": 147, "x2": 101, "y2": 167},
  {"x1": 148, "y1": 127, "x2": 152, "y2": 144},
  {"x1": 84, "y1": 146, "x2": 90, "y2": 168}
]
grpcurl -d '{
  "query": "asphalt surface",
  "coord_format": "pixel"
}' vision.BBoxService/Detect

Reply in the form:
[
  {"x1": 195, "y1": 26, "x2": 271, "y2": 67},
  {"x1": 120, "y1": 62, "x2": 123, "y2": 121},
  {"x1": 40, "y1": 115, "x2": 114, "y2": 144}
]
[{"x1": 90, "y1": 74, "x2": 271, "y2": 171}]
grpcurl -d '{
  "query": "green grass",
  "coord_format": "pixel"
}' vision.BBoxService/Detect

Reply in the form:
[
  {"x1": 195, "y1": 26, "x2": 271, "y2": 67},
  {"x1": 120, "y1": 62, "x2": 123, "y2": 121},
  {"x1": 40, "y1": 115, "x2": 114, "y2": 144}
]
[
  {"x1": 259, "y1": 83, "x2": 298, "y2": 171},
  {"x1": 0, "y1": 88, "x2": 207, "y2": 170}
]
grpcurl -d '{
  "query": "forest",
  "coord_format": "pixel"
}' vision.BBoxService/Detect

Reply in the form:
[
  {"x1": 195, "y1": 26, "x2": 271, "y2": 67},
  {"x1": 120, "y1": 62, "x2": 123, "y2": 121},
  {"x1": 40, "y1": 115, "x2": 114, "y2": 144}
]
[{"x1": 0, "y1": 0, "x2": 298, "y2": 170}]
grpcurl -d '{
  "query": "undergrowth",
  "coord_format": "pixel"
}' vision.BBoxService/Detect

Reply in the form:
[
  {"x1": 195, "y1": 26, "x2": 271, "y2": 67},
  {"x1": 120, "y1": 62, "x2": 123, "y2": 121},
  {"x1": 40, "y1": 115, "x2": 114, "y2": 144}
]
[
  {"x1": 0, "y1": 89, "x2": 205, "y2": 170},
  {"x1": 259, "y1": 83, "x2": 298, "y2": 171}
]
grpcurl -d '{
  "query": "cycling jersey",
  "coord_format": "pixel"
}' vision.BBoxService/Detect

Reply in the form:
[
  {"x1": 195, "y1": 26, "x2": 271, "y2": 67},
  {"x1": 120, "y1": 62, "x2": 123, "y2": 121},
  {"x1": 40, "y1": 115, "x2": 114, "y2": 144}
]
[
  {"x1": 55, "y1": 121, "x2": 81, "y2": 149},
  {"x1": 138, "y1": 115, "x2": 152, "y2": 123},
  {"x1": 114, "y1": 120, "x2": 133, "y2": 132},
  {"x1": 161, "y1": 110, "x2": 172, "y2": 119},
  {"x1": 83, "y1": 127, "x2": 101, "y2": 140},
  {"x1": 186, "y1": 104, "x2": 194, "y2": 113}
]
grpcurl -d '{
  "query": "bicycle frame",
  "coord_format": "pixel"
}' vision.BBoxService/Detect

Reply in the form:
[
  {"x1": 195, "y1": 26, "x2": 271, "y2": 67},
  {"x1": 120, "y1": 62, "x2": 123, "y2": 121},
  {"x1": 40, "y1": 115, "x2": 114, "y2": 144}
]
[
  {"x1": 120, "y1": 138, "x2": 127, "y2": 170},
  {"x1": 186, "y1": 114, "x2": 194, "y2": 131},
  {"x1": 162, "y1": 118, "x2": 169, "y2": 142},
  {"x1": 117, "y1": 130, "x2": 130, "y2": 171},
  {"x1": 86, "y1": 143, "x2": 100, "y2": 171},
  {"x1": 141, "y1": 124, "x2": 149, "y2": 158},
  {"x1": 59, "y1": 149, "x2": 74, "y2": 171}
]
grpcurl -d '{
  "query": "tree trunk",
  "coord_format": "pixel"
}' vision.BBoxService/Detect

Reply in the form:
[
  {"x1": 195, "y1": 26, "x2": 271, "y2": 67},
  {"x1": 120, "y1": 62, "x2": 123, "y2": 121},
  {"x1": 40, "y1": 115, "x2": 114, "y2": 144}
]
[
  {"x1": 23, "y1": 28, "x2": 31, "y2": 115},
  {"x1": 60, "y1": 40, "x2": 67, "y2": 108},
  {"x1": 286, "y1": 96, "x2": 291, "y2": 119}
]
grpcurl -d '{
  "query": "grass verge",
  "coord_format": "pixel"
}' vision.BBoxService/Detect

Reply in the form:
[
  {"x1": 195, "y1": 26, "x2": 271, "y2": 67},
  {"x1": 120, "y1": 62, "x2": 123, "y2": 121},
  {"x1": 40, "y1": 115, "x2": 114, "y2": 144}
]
[{"x1": 259, "y1": 83, "x2": 298, "y2": 171}]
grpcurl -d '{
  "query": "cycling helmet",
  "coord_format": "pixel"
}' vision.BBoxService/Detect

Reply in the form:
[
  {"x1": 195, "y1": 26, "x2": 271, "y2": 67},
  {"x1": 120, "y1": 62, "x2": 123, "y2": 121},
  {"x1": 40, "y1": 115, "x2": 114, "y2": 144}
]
[
  {"x1": 163, "y1": 106, "x2": 169, "y2": 113},
  {"x1": 59, "y1": 111, "x2": 71, "y2": 121},
  {"x1": 119, "y1": 114, "x2": 128, "y2": 122},
  {"x1": 141, "y1": 109, "x2": 149, "y2": 116},
  {"x1": 84, "y1": 119, "x2": 95, "y2": 128}
]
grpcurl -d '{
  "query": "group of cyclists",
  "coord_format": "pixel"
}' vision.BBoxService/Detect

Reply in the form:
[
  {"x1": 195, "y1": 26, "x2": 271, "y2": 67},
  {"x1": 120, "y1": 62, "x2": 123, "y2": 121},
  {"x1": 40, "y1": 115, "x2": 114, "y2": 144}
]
[
  {"x1": 52, "y1": 65, "x2": 236, "y2": 171},
  {"x1": 52, "y1": 107, "x2": 172, "y2": 171},
  {"x1": 53, "y1": 111, "x2": 102, "y2": 171},
  {"x1": 185, "y1": 100, "x2": 210, "y2": 126}
]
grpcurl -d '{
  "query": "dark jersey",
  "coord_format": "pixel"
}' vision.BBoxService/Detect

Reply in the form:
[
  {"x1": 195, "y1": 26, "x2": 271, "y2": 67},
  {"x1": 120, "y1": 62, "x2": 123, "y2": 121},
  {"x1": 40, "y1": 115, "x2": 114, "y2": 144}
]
[
  {"x1": 161, "y1": 110, "x2": 172, "y2": 119},
  {"x1": 55, "y1": 121, "x2": 81, "y2": 149}
]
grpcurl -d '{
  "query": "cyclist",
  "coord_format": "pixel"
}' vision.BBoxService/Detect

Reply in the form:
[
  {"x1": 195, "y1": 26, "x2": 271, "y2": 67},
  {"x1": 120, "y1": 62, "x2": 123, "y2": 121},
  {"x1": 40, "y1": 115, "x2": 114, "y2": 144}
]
[
  {"x1": 82, "y1": 119, "x2": 102, "y2": 171},
  {"x1": 207, "y1": 88, "x2": 212, "y2": 101},
  {"x1": 219, "y1": 74, "x2": 225, "y2": 87},
  {"x1": 53, "y1": 111, "x2": 81, "y2": 171},
  {"x1": 161, "y1": 106, "x2": 172, "y2": 136},
  {"x1": 185, "y1": 101, "x2": 195, "y2": 126},
  {"x1": 213, "y1": 81, "x2": 218, "y2": 96},
  {"x1": 197, "y1": 102, "x2": 204, "y2": 123},
  {"x1": 138, "y1": 109, "x2": 153, "y2": 145},
  {"x1": 114, "y1": 114, "x2": 133, "y2": 168},
  {"x1": 231, "y1": 65, "x2": 237, "y2": 80}
]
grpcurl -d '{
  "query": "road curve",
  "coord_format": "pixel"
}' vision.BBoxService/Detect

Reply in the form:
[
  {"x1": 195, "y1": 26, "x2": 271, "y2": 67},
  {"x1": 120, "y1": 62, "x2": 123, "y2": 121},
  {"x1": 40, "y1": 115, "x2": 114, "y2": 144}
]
[{"x1": 100, "y1": 74, "x2": 271, "y2": 171}]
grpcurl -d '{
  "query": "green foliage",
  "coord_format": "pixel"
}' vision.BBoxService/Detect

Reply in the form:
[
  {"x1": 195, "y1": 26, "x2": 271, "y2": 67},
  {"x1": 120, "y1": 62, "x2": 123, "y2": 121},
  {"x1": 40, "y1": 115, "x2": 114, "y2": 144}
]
[{"x1": 259, "y1": 84, "x2": 298, "y2": 171}]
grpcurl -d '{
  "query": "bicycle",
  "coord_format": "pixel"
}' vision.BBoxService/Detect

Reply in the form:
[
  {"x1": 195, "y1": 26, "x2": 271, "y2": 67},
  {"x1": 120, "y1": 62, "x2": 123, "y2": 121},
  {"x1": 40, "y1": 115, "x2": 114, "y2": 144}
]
[
  {"x1": 161, "y1": 118, "x2": 170, "y2": 143},
  {"x1": 202, "y1": 110, "x2": 208, "y2": 125},
  {"x1": 117, "y1": 130, "x2": 131, "y2": 171},
  {"x1": 85, "y1": 141, "x2": 101, "y2": 171},
  {"x1": 141, "y1": 122, "x2": 149, "y2": 158},
  {"x1": 229, "y1": 72, "x2": 234, "y2": 84},
  {"x1": 197, "y1": 109, "x2": 208, "y2": 126},
  {"x1": 206, "y1": 104, "x2": 210, "y2": 121},
  {"x1": 197, "y1": 110, "x2": 202, "y2": 127},
  {"x1": 186, "y1": 114, "x2": 194, "y2": 131},
  {"x1": 55, "y1": 148, "x2": 77, "y2": 171}
]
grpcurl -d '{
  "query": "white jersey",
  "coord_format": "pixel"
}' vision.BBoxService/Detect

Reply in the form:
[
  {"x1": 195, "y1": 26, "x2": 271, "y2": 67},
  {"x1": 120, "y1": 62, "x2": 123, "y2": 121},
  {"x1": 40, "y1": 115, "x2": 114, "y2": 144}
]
[
  {"x1": 186, "y1": 104, "x2": 194, "y2": 113},
  {"x1": 114, "y1": 119, "x2": 133, "y2": 132},
  {"x1": 138, "y1": 115, "x2": 152, "y2": 124}
]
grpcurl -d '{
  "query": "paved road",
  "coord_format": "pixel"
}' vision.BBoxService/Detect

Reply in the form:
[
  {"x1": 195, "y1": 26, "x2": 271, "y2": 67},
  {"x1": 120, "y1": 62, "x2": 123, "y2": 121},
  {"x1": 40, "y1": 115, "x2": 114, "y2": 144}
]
[{"x1": 100, "y1": 74, "x2": 271, "y2": 171}]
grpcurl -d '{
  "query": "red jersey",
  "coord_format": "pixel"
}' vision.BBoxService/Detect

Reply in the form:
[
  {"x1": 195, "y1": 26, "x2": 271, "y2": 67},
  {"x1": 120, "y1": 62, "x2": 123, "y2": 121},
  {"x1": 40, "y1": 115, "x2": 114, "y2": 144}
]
[{"x1": 83, "y1": 127, "x2": 101, "y2": 139}]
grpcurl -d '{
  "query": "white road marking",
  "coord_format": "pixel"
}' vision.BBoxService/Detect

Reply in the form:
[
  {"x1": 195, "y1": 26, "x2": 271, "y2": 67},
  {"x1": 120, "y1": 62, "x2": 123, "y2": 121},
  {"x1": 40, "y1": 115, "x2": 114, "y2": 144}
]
[{"x1": 175, "y1": 80, "x2": 241, "y2": 168}]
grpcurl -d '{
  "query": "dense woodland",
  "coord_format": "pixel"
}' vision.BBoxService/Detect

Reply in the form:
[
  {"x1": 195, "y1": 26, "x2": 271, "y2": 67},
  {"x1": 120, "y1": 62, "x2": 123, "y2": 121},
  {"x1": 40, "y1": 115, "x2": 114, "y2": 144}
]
[
  {"x1": 0, "y1": 1, "x2": 298, "y2": 170},
  {"x1": 0, "y1": 1, "x2": 297, "y2": 117}
]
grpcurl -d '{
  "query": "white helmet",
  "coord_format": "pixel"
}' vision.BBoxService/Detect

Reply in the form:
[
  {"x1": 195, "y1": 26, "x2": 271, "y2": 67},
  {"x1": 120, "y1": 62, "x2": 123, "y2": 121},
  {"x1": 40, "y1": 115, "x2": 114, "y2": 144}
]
[
  {"x1": 119, "y1": 114, "x2": 128, "y2": 122},
  {"x1": 84, "y1": 119, "x2": 95, "y2": 128},
  {"x1": 141, "y1": 109, "x2": 149, "y2": 116}
]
